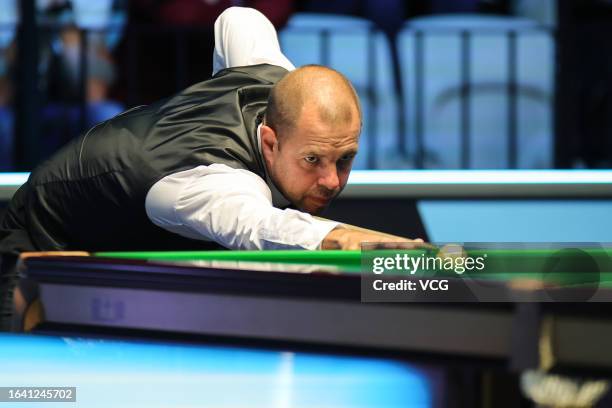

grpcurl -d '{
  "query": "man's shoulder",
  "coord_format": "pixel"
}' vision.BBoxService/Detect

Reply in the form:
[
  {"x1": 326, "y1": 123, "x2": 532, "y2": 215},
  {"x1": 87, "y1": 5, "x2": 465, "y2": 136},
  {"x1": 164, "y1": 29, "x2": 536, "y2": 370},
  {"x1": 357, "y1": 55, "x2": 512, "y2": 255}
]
[{"x1": 213, "y1": 64, "x2": 289, "y2": 85}]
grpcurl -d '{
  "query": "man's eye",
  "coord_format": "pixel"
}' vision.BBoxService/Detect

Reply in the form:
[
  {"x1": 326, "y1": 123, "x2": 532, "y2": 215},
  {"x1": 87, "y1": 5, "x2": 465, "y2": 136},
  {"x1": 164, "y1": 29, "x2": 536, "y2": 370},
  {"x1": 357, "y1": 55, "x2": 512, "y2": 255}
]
[
  {"x1": 304, "y1": 156, "x2": 318, "y2": 164},
  {"x1": 337, "y1": 154, "x2": 355, "y2": 169}
]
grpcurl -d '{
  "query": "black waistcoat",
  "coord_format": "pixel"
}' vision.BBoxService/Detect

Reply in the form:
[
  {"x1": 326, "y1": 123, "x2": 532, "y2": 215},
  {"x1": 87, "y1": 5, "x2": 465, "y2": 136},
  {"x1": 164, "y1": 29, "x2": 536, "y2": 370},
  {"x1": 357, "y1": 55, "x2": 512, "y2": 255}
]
[{"x1": 2, "y1": 64, "x2": 288, "y2": 252}]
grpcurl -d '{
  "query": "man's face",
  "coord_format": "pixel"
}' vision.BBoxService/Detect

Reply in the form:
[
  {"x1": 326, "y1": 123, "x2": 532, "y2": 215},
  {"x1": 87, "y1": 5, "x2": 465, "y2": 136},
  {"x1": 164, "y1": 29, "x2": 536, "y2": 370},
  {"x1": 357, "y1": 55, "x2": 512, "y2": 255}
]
[{"x1": 262, "y1": 109, "x2": 360, "y2": 214}]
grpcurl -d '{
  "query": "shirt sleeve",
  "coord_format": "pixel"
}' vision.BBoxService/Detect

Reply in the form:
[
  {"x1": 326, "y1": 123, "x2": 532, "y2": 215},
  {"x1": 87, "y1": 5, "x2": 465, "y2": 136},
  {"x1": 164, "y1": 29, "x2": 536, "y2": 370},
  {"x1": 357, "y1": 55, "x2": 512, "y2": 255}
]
[
  {"x1": 212, "y1": 6, "x2": 295, "y2": 75},
  {"x1": 145, "y1": 164, "x2": 339, "y2": 250}
]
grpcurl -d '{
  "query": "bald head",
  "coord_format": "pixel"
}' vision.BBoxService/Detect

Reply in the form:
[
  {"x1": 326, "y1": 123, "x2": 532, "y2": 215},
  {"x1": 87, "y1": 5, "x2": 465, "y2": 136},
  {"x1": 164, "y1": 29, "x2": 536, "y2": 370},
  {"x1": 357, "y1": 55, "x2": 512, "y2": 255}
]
[{"x1": 265, "y1": 65, "x2": 361, "y2": 138}]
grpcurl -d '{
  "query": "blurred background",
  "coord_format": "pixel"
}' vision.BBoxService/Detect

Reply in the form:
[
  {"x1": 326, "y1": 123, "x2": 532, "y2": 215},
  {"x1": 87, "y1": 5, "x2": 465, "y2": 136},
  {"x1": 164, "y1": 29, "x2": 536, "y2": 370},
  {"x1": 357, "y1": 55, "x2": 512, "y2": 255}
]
[{"x1": 0, "y1": 0, "x2": 610, "y2": 171}]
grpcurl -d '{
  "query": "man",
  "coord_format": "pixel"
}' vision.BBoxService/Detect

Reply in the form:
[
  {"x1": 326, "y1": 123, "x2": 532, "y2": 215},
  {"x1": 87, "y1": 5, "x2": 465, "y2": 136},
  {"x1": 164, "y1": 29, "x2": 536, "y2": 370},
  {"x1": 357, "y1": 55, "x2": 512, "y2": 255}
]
[
  {"x1": 0, "y1": 7, "x2": 421, "y2": 255},
  {"x1": 0, "y1": 7, "x2": 425, "y2": 330}
]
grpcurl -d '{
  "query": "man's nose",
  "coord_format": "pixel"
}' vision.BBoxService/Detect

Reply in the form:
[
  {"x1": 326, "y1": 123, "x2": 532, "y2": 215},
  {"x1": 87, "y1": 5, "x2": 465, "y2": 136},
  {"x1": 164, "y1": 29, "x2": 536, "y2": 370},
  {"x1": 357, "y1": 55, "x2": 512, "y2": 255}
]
[{"x1": 318, "y1": 165, "x2": 340, "y2": 191}]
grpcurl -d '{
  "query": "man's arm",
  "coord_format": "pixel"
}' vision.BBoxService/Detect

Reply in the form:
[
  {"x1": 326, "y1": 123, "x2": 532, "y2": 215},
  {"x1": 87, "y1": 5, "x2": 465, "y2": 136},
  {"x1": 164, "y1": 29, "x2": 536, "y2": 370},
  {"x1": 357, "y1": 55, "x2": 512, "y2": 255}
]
[
  {"x1": 146, "y1": 164, "x2": 338, "y2": 250},
  {"x1": 212, "y1": 6, "x2": 295, "y2": 75},
  {"x1": 146, "y1": 164, "x2": 424, "y2": 250}
]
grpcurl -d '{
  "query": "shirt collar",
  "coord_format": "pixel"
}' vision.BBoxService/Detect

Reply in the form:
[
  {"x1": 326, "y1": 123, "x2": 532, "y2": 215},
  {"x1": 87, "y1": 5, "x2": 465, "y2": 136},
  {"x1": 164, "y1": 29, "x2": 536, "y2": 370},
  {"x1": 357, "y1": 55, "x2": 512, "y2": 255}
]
[{"x1": 257, "y1": 123, "x2": 291, "y2": 208}]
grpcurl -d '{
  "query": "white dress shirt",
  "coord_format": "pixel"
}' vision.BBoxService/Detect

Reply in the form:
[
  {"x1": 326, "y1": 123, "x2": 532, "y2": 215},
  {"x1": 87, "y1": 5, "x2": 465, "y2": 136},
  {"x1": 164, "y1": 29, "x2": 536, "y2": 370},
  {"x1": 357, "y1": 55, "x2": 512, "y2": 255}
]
[{"x1": 145, "y1": 7, "x2": 339, "y2": 250}]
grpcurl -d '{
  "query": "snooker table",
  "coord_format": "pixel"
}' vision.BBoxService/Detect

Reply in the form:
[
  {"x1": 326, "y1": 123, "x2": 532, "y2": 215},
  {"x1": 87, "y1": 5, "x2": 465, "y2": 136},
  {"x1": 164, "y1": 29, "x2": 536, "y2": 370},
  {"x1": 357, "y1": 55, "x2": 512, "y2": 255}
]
[{"x1": 14, "y1": 248, "x2": 612, "y2": 376}]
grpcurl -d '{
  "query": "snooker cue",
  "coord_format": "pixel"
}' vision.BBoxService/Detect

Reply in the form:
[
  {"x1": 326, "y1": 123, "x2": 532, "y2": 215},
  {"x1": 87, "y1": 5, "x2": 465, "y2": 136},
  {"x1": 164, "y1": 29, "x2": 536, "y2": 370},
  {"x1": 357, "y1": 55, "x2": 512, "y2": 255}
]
[{"x1": 19, "y1": 251, "x2": 90, "y2": 260}]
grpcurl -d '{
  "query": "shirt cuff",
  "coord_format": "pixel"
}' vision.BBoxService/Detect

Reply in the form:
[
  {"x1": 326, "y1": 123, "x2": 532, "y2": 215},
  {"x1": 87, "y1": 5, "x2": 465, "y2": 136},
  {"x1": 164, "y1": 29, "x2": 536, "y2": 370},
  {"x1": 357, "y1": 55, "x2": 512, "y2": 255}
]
[{"x1": 310, "y1": 219, "x2": 342, "y2": 250}]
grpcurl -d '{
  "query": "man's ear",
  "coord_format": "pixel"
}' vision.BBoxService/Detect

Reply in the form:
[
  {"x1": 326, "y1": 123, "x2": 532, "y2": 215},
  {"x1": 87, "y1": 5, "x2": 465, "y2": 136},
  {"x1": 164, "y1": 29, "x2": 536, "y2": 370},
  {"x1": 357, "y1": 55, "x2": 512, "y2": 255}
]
[{"x1": 260, "y1": 124, "x2": 278, "y2": 167}]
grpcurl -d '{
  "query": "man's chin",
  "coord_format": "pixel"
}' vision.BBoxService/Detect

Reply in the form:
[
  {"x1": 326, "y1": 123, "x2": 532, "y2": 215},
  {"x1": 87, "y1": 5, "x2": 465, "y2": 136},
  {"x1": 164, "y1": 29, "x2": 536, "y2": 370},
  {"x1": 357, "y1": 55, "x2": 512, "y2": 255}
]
[{"x1": 300, "y1": 201, "x2": 330, "y2": 215}]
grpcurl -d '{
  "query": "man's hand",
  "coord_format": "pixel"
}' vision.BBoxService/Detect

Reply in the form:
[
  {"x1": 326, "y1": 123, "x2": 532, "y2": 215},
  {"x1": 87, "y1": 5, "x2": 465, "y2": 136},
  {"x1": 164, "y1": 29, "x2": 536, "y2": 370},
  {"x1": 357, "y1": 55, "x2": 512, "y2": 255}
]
[{"x1": 321, "y1": 227, "x2": 426, "y2": 250}]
